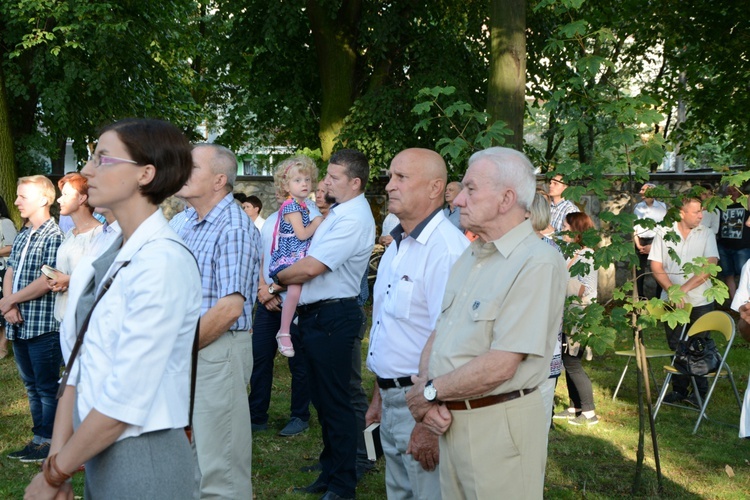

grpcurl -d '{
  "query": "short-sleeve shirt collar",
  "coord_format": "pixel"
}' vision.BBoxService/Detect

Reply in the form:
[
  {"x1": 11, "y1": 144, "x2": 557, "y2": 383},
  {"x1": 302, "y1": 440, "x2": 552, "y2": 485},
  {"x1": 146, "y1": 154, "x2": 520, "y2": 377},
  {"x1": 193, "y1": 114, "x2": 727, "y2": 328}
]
[
  {"x1": 390, "y1": 207, "x2": 443, "y2": 248},
  {"x1": 469, "y1": 219, "x2": 534, "y2": 259}
]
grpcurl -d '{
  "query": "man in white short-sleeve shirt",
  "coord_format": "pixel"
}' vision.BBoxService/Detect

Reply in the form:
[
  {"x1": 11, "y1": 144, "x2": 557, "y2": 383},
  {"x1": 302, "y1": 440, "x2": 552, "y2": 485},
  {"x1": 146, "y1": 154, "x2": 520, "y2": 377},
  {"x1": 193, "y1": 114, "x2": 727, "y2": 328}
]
[
  {"x1": 365, "y1": 149, "x2": 467, "y2": 499},
  {"x1": 730, "y1": 261, "x2": 750, "y2": 438},
  {"x1": 276, "y1": 149, "x2": 375, "y2": 500},
  {"x1": 649, "y1": 197, "x2": 719, "y2": 403}
]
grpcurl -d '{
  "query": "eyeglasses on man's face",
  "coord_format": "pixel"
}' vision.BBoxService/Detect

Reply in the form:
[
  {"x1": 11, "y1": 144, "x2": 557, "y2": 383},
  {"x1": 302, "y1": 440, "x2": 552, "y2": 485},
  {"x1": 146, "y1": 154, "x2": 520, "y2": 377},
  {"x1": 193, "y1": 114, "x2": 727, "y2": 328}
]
[{"x1": 86, "y1": 153, "x2": 138, "y2": 168}]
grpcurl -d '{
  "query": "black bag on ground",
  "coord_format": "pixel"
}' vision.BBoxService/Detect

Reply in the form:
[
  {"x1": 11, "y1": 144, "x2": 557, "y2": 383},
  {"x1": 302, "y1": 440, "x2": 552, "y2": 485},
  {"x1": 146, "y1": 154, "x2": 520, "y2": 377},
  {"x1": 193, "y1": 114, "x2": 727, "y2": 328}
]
[{"x1": 673, "y1": 336, "x2": 721, "y2": 376}]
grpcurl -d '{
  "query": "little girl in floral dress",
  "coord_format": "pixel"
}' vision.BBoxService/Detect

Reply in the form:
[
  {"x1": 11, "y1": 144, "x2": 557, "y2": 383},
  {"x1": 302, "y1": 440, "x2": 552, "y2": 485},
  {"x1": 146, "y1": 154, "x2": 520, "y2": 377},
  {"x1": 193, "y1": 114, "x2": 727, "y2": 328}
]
[{"x1": 269, "y1": 156, "x2": 323, "y2": 357}]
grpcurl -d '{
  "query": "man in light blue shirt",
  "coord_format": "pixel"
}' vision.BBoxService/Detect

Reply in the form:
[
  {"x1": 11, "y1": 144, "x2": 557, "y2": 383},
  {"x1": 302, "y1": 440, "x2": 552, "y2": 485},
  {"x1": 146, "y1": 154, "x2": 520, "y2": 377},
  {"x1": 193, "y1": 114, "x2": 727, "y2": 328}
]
[
  {"x1": 175, "y1": 143, "x2": 261, "y2": 499},
  {"x1": 276, "y1": 149, "x2": 375, "y2": 500}
]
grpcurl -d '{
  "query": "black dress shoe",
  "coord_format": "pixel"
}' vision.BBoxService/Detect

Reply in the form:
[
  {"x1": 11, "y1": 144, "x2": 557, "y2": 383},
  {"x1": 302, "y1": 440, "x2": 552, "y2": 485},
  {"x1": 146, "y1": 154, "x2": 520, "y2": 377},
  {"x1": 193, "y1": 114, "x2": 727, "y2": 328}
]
[
  {"x1": 293, "y1": 479, "x2": 328, "y2": 494},
  {"x1": 320, "y1": 491, "x2": 354, "y2": 500}
]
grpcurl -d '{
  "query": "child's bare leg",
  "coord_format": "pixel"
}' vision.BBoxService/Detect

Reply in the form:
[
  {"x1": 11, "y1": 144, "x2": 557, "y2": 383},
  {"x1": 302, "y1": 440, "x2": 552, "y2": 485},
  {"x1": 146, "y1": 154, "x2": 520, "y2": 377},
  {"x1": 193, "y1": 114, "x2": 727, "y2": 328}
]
[{"x1": 276, "y1": 284, "x2": 300, "y2": 357}]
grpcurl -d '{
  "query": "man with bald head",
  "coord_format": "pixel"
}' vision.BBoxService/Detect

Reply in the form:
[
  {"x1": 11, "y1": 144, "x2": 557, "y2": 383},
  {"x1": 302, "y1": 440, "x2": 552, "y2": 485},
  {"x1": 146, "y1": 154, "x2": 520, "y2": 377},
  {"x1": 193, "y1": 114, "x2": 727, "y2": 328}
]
[
  {"x1": 175, "y1": 143, "x2": 261, "y2": 498},
  {"x1": 405, "y1": 147, "x2": 567, "y2": 498},
  {"x1": 365, "y1": 148, "x2": 468, "y2": 498},
  {"x1": 443, "y1": 181, "x2": 463, "y2": 231}
]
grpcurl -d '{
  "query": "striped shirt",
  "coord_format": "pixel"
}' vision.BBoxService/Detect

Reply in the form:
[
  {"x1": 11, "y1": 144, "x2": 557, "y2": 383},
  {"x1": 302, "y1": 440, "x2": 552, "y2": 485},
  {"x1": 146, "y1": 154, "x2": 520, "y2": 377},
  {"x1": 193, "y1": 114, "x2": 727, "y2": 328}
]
[
  {"x1": 550, "y1": 199, "x2": 580, "y2": 233},
  {"x1": 169, "y1": 207, "x2": 195, "y2": 235},
  {"x1": 178, "y1": 194, "x2": 261, "y2": 331},
  {"x1": 6, "y1": 219, "x2": 64, "y2": 340}
]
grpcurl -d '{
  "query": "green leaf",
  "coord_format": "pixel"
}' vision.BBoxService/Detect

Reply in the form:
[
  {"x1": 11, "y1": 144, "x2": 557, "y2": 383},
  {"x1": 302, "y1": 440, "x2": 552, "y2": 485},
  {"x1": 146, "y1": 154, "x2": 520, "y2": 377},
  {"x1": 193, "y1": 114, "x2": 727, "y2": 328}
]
[
  {"x1": 559, "y1": 20, "x2": 588, "y2": 38},
  {"x1": 443, "y1": 102, "x2": 472, "y2": 118},
  {"x1": 411, "y1": 101, "x2": 433, "y2": 115}
]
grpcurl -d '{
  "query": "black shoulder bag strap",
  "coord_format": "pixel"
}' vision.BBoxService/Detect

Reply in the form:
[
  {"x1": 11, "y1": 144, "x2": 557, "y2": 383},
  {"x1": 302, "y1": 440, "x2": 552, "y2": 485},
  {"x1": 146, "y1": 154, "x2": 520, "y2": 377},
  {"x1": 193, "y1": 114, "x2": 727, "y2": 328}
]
[
  {"x1": 170, "y1": 237, "x2": 201, "y2": 443},
  {"x1": 56, "y1": 261, "x2": 131, "y2": 399},
  {"x1": 185, "y1": 320, "x2": 199, "y2": 443}
]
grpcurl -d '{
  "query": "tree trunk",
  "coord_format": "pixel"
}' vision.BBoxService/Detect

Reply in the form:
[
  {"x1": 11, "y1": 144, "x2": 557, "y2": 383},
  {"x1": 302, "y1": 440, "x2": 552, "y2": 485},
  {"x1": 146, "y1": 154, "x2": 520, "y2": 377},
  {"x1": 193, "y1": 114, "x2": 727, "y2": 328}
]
[
  {"x1": 50, "y1": 135, "x2": 67, "y2": 175},
  {"x1": 487, "y1": 0, "x2": 526, "y2": 151},
  {"x1": 0, "y1": 66, "x2": 20, "y2": 224},
  {"x1": 306, "y1": 0, "x2": 362, "y2": 161}
]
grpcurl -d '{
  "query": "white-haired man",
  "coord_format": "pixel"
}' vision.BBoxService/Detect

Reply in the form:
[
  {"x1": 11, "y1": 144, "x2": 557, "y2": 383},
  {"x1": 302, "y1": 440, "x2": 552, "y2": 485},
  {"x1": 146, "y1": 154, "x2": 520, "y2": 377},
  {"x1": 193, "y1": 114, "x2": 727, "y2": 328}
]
[{"x1": 405, "y1": 147, "x2": 567, "y2": 498}]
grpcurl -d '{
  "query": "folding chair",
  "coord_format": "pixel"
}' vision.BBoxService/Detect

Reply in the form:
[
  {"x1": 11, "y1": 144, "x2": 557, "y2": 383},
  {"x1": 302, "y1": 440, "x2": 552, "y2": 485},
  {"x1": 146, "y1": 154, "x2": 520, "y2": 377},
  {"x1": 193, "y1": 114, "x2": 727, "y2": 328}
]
[
  {"x1": 612, "y1": 303, "x2": 690, "y2": 401},
  {"x1": 612, "y1": 347, "x2": 674, "y2": 401},
  {"x1": 653, "y1": 310, "x2": 743, "y2": 433}
]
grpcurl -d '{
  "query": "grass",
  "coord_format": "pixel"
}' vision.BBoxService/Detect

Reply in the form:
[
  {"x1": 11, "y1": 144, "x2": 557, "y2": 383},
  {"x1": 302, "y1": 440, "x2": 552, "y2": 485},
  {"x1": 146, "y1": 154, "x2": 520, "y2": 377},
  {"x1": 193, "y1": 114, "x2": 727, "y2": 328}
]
[{"x1": 1, "y1": 317, "x2": 749, "y2": 499}]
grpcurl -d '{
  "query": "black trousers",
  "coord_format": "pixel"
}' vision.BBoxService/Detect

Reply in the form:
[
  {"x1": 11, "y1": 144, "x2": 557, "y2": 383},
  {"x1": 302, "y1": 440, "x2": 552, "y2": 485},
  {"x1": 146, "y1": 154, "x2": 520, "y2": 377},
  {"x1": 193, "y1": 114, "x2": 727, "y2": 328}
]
[
  {"x1": 636, "y1": 241, "x2": 662, "y2": 299},
  {"x1": 298, "y1": 299, "x2": 363, "y2": 498},
  {"x1": 248, "y1": 299, "x2": 310, "y2": 426},
  {"x1": 665, "y1": 302, "x2": 713, "y2": 396}
]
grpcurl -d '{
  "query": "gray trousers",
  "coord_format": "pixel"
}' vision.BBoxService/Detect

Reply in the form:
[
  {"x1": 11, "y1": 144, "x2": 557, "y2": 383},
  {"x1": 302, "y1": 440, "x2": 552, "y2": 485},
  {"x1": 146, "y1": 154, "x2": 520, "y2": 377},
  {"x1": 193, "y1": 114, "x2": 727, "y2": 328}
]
[
  {"x1": 380, "y1": 387, "x2": 441, "y2": 500},
  {"x1": 84, "y1": 428, "x2": 196, "y2": 499}
]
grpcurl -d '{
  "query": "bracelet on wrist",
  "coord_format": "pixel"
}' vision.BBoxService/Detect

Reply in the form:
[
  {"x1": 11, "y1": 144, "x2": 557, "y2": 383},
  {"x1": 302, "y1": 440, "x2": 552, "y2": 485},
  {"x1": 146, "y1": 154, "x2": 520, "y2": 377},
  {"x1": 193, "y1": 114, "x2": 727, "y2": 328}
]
[{"x1": 42, "y1": 453, "x2": 74, "y2": 488}]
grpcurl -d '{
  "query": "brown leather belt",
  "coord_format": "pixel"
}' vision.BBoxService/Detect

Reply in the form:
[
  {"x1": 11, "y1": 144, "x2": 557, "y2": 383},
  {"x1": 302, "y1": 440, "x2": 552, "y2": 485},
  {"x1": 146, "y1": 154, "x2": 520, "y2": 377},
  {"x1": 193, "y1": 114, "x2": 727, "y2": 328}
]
[{"x1": 444, "y1": 387, "x2": 537, "y2": 411}]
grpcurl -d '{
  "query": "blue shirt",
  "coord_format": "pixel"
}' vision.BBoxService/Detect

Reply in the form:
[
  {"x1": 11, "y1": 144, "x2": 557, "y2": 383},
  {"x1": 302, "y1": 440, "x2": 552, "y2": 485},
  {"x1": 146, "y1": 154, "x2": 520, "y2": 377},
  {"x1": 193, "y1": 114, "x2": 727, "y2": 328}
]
[
  {"x1": 6, "y1": 218, "x2": 64, "y2": 340},
  {"x1": 443, "y1": 206, "x2": 463, "y2": 232},
  {"x1": 550, "y1": 199, "x2": 579, "y2": 233},
  {"x1": 178, "y1": 194, "x2": 261, "y2": 331},
  {"x1": 169, "y1": 207, "x2": 195, "y2": 235},
  {"x1": 300, "y1": 193, "x2": 375, "y2": 305}
]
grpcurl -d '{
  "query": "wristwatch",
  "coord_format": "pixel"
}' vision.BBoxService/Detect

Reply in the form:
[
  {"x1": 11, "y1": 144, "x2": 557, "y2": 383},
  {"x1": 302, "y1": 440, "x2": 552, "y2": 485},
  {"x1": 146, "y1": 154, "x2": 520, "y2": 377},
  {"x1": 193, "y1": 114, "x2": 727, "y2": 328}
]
[
  {"x1": 423, "y1": 379, "x2": 438, "y2": 402},
  {"x1": 272, "y1": 274, "x2": 281, "y2": 286},
  {"x1": 268, "y1": 284, "x2": 276, "y2": 295}
]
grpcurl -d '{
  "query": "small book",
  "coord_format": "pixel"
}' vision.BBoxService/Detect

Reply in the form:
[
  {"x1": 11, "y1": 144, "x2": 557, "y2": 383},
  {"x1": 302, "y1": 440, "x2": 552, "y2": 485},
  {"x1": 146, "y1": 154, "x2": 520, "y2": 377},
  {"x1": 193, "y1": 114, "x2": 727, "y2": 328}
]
[{"x1": 364, "y1": 422, "x2": 383, "y2": 461}]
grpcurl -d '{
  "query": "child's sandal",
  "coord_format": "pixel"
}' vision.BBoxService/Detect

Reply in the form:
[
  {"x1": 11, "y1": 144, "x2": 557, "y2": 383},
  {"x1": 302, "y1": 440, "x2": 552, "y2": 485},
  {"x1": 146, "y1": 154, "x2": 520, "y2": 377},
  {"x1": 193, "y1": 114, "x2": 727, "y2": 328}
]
[{"x1": 275, "y1": 332, "x2": 295, "y2": 358}]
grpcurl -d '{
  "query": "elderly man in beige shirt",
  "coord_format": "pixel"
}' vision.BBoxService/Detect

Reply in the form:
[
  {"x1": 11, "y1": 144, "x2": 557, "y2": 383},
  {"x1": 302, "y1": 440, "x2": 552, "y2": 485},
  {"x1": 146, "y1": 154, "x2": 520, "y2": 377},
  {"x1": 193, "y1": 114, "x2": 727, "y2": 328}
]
[{"x1": 405, "y1": 147, "x2": 567, "y2": 498}]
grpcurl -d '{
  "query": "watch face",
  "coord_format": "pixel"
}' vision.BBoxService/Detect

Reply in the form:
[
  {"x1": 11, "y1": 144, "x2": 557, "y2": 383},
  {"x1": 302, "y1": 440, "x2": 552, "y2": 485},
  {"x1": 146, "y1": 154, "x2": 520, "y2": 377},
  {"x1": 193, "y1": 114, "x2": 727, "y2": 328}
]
[
  {"x1": 424, "y1": 384, "x2": 437, "y2": 401},
  {"x1": 268, "y1": 285, "x2": 275, "y2": 294}
]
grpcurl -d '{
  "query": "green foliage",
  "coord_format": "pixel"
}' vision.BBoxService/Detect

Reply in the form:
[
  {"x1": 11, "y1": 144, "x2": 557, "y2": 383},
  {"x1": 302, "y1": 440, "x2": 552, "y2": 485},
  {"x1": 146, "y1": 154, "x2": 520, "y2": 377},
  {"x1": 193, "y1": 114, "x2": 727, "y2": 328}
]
[
  {"x1": 201, "y1": 0, "x2": 490, "y2": 164},
  {"x1": 564, "y1": 301, "x2": 616, "y2": 355},
  {"x1": 412, "y1": 86, "x2": 512, "y2": 177},
  {"x1": 523, "y1": 0, "x2": 739, "y2": 375},
  {"x1": 0, "y1": 0, "x2": 202, "y2": 175},
  {"x1": 528, "y1": 0, "x2": 749, "y2": 170}
]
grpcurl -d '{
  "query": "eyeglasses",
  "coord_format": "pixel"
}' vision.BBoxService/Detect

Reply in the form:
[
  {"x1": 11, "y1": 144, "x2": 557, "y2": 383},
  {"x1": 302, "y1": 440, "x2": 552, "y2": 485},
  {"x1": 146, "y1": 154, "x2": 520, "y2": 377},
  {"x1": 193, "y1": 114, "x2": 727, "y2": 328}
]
[{"x1": 87, "y1": 153, "x2": 139, "y2": 168}]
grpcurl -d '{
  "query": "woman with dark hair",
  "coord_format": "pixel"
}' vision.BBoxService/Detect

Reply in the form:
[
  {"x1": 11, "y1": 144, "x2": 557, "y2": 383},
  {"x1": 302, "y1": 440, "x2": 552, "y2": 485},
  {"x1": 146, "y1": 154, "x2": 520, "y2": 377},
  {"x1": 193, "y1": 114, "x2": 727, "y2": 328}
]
[
  {"x1": 555, "y1": 211, "x2": 599, "y2": 426},
  {"x1": 25, "y1": 119, "x2": 202, "y2": 499},
  {"x1": 46, "y1": 173, "x2": 102, "y2": 321},
  {"x1": 0, "y1": 195, "x2": 18, "y2": 359}
]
